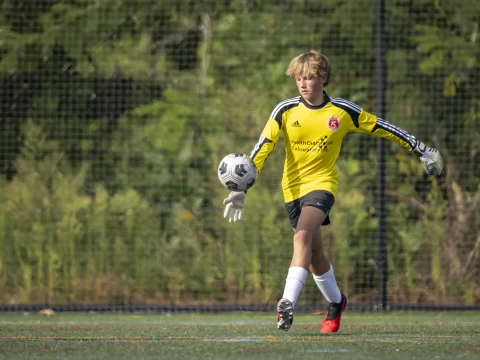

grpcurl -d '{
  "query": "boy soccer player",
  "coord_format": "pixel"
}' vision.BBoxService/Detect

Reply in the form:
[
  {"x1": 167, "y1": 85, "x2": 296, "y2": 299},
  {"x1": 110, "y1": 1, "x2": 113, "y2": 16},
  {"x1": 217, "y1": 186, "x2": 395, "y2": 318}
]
[{"x1": 222, "y1": 50, "x2": 443, "y2": 333}]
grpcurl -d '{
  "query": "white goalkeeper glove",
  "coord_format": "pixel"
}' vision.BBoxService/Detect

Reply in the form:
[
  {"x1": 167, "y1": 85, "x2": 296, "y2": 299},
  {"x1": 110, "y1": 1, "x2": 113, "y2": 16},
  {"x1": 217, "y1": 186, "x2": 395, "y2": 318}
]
[
  {"x1": 223, "y1": 191, "x2": 246, "y2": 222},
  {"x1": 414, "y1": 141, "x2": 444, "y2": 176}
]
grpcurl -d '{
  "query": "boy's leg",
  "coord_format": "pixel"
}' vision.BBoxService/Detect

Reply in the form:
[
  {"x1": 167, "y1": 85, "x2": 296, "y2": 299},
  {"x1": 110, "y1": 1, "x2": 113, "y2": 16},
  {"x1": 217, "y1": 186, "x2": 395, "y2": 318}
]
[
  {"x1": 311, "y1": 229, "x2": 347, "y2": 333},
  {"x1": 278, "y1": 206, "x2": 326, "y2": 331},
  {"x1": 311, "y1": 230, "x2": 341, "y2": 303}
]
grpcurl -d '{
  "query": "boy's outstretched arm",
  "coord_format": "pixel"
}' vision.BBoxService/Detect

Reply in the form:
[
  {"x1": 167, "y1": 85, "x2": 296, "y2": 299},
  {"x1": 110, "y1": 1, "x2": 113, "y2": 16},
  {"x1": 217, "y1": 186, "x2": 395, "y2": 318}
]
[{"x1": 347, "y1": 105, "x2": 444, "y2": 176}]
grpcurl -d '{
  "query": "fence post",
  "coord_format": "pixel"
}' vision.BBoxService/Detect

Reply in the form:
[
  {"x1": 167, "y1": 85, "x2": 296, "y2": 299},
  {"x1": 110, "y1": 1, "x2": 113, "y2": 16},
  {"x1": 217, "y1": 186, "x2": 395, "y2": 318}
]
[{"x1": 376, "y1": 0, "x2": 388, "y2": 310}]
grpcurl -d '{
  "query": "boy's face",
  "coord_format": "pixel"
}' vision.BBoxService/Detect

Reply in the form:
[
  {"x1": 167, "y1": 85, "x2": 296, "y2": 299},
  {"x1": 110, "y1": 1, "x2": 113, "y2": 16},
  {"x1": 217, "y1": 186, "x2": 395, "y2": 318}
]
[{"x1": 295, "y1": 73, "x2": 325, "y2": 105}]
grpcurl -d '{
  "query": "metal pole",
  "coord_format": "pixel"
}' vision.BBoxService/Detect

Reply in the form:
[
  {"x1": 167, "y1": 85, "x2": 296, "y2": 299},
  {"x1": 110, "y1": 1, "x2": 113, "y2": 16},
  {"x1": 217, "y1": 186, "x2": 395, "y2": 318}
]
[{"x1": 376, "y1": 0, "x2": 388, "y2": 310}]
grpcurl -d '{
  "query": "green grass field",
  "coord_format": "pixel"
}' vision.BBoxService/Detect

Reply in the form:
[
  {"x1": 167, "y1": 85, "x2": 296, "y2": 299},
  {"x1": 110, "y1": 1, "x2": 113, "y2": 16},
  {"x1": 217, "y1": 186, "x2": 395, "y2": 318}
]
[{"x1": 0, "y1": 311, "x2": 479, "y2": 359}]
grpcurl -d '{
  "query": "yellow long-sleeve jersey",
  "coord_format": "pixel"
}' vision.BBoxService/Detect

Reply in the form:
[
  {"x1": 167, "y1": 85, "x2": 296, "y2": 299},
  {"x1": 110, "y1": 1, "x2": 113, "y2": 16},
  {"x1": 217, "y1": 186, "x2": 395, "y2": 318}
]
[{"x1": 250, "y1": 92, "x2": 419, "y2": 202}]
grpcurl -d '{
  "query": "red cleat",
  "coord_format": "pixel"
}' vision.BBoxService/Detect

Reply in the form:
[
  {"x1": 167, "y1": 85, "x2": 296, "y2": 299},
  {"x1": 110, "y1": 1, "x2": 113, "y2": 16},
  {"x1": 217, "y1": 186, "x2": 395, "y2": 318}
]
[{"x1": 320, "y1": 293, "x2": 348, "y2": 333}]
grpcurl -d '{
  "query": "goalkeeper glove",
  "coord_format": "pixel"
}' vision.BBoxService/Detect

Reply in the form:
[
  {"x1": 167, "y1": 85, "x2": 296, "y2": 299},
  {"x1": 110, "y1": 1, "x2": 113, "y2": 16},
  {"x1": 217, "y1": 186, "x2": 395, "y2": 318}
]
[
  {"x1": 414, "y1": 141, "x2": 444, "y2": 176},
  {"x1": 223, "y1": 191, "x2": 246, "y2": 222}
]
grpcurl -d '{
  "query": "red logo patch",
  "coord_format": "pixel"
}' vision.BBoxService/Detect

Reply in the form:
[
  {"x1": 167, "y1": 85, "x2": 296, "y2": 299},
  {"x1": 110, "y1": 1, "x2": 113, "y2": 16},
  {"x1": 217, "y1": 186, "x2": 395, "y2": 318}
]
[{"x1": 327, "y1": 116, "x2": 340, "y2": 131}]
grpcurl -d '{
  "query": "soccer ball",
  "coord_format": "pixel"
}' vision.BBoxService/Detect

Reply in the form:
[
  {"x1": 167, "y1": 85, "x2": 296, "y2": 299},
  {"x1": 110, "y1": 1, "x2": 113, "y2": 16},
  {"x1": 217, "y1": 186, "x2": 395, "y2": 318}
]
[{"x1": 217, "y1": 153, "x2": 257, "y2": 191}]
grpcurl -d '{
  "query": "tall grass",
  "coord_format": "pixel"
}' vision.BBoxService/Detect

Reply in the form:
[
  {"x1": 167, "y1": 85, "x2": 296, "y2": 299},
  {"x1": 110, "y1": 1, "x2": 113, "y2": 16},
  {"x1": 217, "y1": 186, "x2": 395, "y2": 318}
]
[{"x1": 0, "y1": 124, "x2": 478, "y2": 305}]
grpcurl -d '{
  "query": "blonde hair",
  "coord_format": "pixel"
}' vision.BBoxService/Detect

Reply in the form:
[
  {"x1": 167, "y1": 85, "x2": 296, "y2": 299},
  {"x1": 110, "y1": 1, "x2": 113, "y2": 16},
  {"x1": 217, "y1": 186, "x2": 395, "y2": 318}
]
[{"x1": 285, "y1": 50, "x2": 330, "y2": 86}]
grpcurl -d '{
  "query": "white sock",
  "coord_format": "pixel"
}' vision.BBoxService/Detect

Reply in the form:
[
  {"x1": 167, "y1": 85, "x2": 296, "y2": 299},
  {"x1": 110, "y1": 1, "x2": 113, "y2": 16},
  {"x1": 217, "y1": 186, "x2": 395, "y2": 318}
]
[
  {"x1": 282, "y1": 266, "x2": 308, "y2": 309},
  {"x1": 313, "y1": 264, "x2": 342, "y2": 304}
]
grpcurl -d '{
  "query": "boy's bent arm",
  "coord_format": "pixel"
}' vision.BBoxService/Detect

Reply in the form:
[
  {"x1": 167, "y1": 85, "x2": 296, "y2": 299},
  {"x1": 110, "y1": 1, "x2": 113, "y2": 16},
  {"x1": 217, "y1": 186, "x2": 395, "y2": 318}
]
[{"x1": 250, "y1": 117, "x2": 281, "y2": 173}]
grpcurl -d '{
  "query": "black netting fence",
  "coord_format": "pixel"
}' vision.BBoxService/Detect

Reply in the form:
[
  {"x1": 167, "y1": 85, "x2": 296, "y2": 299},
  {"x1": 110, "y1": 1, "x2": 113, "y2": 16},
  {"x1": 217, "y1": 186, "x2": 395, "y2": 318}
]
[{"x1": 0, "y1": 0, "x2": 479, "y2": 311}]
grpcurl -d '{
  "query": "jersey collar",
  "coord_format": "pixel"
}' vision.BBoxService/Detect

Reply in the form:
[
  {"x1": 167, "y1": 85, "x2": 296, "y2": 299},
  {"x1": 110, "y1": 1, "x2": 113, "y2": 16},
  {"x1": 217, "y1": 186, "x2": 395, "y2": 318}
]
[{"x1": 300, "y1": 91, "x2": 331, "y2": 110}]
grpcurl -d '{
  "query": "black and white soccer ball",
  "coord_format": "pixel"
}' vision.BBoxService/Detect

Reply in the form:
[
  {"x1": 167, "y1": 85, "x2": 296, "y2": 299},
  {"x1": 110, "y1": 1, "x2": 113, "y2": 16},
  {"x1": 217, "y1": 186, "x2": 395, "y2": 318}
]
[{"x1": 217, "y1": 153, "x2": 257, "y2": 191}]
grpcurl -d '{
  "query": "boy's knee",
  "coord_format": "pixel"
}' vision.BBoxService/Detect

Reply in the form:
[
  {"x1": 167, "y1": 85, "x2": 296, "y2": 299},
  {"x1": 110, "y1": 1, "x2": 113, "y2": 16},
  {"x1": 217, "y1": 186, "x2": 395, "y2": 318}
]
[{"x1": 293, "y1": 230, "x2": 311, "y2": 246}]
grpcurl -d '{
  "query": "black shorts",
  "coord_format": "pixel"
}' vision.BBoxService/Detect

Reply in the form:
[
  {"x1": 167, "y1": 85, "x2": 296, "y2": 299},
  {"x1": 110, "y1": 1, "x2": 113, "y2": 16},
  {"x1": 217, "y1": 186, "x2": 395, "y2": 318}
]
[{"x1": 284, "y1": 190, "x2": 335, "y2": 228}]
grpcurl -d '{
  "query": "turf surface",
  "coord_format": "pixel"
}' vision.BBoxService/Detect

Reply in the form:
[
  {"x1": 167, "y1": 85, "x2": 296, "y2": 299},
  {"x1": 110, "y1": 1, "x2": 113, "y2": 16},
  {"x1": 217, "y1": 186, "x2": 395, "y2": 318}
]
[{"x1": 0, "y1": 311, "x2": 478, "y2": 359}]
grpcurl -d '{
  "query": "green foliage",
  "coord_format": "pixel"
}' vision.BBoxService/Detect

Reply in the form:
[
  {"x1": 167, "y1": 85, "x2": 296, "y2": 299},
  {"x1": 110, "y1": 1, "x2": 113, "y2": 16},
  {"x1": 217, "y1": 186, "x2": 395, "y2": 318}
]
[
  {"x1": 0, "y1": 0, "x2": 478, "y2": 305},
  {"x1": 0, "y1": 123, "x2": 167, "y2": 304}
]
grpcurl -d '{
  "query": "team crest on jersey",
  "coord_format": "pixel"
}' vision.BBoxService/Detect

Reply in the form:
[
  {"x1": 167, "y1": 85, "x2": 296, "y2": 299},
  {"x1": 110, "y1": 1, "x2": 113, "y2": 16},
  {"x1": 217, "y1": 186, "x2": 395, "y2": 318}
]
[{"x1": 327, "y1": 116, "x2": 340, "y2": 131}]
